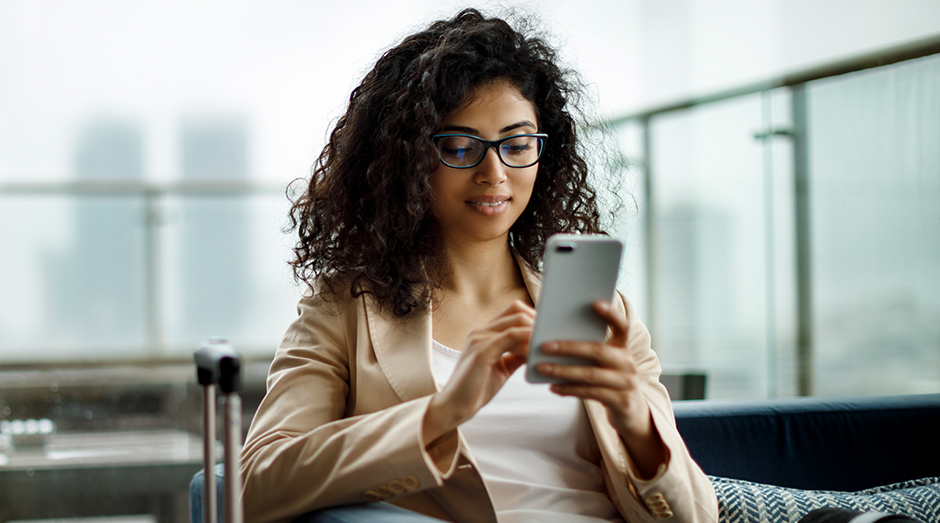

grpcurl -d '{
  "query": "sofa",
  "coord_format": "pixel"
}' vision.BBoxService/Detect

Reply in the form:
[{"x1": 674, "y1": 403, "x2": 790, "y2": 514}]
[
  {"x1": 673, "y1": 394, "x2": 940, "y2": 522},
  {"x1": 191, "y1": 393, "x2": 940, "y2": 523}
]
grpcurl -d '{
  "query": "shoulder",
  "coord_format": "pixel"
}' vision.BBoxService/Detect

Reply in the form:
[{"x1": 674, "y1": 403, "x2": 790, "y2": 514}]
[
  {"x1": 287, "y1": 273, "x2": 421, "y2": 347},
  {"x1": 280, "y1": 276, "x2": 363, "y2": 349}
]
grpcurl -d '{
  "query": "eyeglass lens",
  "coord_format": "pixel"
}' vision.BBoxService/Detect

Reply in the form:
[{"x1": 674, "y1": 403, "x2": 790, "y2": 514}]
[{"x1": 437, "y1": 135, "x2": 542, "y2": 168}]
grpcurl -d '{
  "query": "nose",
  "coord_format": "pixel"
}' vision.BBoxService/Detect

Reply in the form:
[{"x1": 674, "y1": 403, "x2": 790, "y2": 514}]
[{"x1": 473, "y1": 147, "x2": 507, "y2": 186}]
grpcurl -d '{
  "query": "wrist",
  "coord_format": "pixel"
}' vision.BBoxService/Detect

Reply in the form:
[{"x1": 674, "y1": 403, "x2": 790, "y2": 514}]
[
  {"x1": 422, "y1": 393, "x2": 459, "y2": 446},
  {"x1": 616, "y1": 409, "x2": 668, "y2": 480},
  {"x1": 608, "y1": 397, "x2": 653, "y2": 438}
]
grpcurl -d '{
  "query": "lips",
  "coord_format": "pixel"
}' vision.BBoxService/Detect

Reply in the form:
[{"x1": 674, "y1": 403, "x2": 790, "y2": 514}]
[
  {"x1": 467, "y1": 195, "x2": 510, "y2": 205},
  {"x1": 466, "y1": 195, "x2": 510, "y2": 216}
]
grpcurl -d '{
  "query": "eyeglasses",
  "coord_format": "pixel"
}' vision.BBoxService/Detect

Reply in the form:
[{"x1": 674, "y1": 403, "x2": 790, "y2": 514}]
[{"x1": 432, "y1": 133, "x2": 548, "y2": 169}]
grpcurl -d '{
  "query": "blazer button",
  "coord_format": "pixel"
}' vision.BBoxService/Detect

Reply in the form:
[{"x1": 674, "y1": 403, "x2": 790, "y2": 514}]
[
  {"x1": 645, "y1": 492, "x2": 673, "y2": 519},
  {"x1": 375, "y1": 485, "x2": 393, "y2": 498},
  {"x1": 363, "y1": 490, "x2": 383, "y2": 502},
  {"x1": 387, "y1": 479, "x2": 405, "y2": 494},
  {"x1": 401, "y1": 474, "x2": 420, "y2": 491}
]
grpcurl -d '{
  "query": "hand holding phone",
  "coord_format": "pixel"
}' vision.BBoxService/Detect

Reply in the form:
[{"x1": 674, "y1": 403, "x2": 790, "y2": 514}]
[{"x1": 525, "y1": 234, "x2": 623, "y2": 384}]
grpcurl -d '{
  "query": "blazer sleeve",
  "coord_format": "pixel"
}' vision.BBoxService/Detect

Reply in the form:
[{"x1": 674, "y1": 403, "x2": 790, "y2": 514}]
[
  {"x1": 595, "y1": 292, "x2": 718, "y2": 523},
  {"x1": 238, "y1": 293, "x2": 460, "y2": 523}
]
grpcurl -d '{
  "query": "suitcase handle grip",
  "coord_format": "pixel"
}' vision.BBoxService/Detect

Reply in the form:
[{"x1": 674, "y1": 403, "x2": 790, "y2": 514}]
[
  {"x1": 194, "y1": 338, "x2": 244, "y2": 523},
  {"x1": 195, "y1": 339, "x2": 242, "y2": 393}
]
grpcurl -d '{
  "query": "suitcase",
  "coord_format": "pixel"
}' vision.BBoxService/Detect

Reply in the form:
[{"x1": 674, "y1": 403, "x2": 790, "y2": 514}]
[{"x1": 194, "y1": 339, "x2": 243, "y2": 523}]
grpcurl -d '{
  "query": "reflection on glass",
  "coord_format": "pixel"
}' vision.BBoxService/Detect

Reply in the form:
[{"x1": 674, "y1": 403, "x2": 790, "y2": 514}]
[
  {"x1": 808, "y1": 54, "x2": 940, "y2": 396},
  {"x1": 649, "y1": 95, "x2": 774, "y2": 399}
]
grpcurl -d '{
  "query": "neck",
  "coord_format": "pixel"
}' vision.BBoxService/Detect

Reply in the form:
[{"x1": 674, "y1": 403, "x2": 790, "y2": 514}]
[{"x1": 438, "y1": 235, "x2": 522, "y2": 304}]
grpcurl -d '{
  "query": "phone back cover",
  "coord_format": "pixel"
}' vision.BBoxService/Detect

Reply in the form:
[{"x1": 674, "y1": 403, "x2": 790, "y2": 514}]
[{"x1": 526, "y1": 235, "x2": 623, "y2": 383}]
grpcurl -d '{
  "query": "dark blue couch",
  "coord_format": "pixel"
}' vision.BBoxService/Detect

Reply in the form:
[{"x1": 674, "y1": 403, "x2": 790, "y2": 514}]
[
  {"x1": 673, "y1": 394, "x2": 940, "y2": 522},
  {"x1": 673, "y1": 393, "x2": 940, "y2": 491}
]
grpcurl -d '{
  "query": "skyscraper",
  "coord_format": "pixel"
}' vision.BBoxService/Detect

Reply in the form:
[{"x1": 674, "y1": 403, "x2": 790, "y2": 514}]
[
  {"x1": 177, "y1": 117, "x2": 251, "y2": 345},
  {"x1": 46, "y1": 118, "x2": 147, "y2": 353}
]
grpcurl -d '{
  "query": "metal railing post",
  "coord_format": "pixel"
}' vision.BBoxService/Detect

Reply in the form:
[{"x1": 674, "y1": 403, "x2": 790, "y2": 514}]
[{"x1": 791, "y1": 84, "x2": 814, "y2": 397}]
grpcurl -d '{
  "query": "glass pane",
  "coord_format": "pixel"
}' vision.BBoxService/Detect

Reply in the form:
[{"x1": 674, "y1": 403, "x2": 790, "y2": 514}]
[
  {"x1": 649, "y1": 94, "x2": 771, "y2": 398},
  {"x1": 610, "y1": 120, "x2": 649, "y2": 321},
  {"x1": 160, "y1": 193, "x2": 298, "y2": 357},
  {"x1": 0, "y1": 194, "x2": 148, "y2": 361},
  {"x1": 807, "y1": 54, "x2": 940, "y2": 396}
]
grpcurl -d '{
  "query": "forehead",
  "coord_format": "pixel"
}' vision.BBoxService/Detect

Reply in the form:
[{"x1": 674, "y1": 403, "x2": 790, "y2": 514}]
[{"x1": 442, "y1": 80, "x2": 537, "y2": 128}]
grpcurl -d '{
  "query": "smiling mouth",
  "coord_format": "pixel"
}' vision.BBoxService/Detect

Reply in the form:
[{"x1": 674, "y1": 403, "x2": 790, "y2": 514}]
[{"x1": 466, "y1": 198, "x2": 510, "y2": 216}]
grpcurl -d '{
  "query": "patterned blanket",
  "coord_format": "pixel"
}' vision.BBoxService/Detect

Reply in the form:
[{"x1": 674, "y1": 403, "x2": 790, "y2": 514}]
[{"x1": 712, "y1": 476, "x2": 940, "y2": 523}]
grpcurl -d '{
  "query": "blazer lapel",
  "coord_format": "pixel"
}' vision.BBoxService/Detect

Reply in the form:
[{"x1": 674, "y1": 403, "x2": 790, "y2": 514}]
[
  {"x1": 364, "y1": 295, "x2": 437, "y2": 403},
  {"x1": 514, "y1": 251, "x2": 543, "y2": 305}
]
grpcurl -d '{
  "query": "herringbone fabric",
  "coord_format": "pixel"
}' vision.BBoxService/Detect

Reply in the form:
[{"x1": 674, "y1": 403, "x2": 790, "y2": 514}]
[{"x1": 712, "y1": 476, "x2": 940, "y2": 523}]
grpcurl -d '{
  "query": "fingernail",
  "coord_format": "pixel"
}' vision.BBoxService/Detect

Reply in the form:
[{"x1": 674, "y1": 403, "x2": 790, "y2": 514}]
[
  {"x1": 542, "y1": 342, "x2": 558, "y2": 353},
  {"x1": 538, "y1": 363, "x2": 553, "y2": 374}
]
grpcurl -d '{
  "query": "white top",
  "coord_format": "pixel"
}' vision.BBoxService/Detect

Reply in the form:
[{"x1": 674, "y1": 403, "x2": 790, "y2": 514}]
[{"x1": 431, "y1": 340, "x2": 626, "y2": 523}]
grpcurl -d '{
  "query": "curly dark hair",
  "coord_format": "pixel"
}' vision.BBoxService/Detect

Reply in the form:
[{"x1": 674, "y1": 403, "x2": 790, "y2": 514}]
[{"x1": 287, "y1": 8, "x2": 606, "y2": 316}]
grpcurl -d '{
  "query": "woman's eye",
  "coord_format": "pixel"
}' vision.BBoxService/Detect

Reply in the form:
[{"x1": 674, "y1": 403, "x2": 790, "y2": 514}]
[
  {"x1": 443, "y1": 146, "x2": 476, "y2": 161},
  {"x1": 501, "y1": 138, "x2": 534, "y2": 155},
  {"x1": 442, "y1": 147, "x2": 468, "y2": 154}
]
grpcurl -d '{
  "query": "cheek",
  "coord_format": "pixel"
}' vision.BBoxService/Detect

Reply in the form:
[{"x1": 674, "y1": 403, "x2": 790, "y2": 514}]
[{"x1": 516, "y1": 169, "x2": 539, "y2": 204}]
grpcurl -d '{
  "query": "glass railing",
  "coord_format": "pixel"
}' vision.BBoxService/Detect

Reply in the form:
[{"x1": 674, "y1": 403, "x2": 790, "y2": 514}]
[
  {"x1": 609, "y1": 36, "x2": 940, "y2": 398},
  {"x1": 0, "y1": 183, "x2": 297, "y2": 362}
]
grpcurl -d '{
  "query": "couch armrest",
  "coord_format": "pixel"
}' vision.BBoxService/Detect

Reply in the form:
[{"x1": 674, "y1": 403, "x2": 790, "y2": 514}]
[{"x1": 673, "y1": 394, "x2": 940, "y2": 491}]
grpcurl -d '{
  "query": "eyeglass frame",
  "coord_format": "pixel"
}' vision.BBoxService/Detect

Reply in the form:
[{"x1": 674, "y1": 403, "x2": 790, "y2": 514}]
[{"x1": 431, "y1": 133, "x2": 549, "y2": 169}]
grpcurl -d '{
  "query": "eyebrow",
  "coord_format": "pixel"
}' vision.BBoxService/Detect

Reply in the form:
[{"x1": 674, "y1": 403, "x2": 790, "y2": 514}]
[{"x1": 440, "y1": 120, "x2": 537, "y2": 135}]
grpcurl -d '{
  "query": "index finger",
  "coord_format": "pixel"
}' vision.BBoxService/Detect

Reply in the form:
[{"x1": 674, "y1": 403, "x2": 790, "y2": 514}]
[
  {"x1": 482, "y1": 300, "x2": 535, "y2": 333},
  {"x1": 490, "y1": 299, "x2": 535, "y2": 324},
  {"x1": 502, "y1": 299, "x2": 535, "y2": 316}
]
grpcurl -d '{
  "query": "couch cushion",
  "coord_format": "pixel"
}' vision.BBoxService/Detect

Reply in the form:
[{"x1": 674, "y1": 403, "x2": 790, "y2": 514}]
[
  {"x1": 711, "y1": 475, "x2": 940, "y2": 523},
  {"x1": 674, "y1": 394, "x2": 940, "y2": 491}
]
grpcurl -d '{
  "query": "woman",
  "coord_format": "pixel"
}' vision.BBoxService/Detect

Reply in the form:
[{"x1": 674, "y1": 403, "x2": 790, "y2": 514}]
[{"x1": 240, "y1": 9, "x2": 717, "y2": 523}]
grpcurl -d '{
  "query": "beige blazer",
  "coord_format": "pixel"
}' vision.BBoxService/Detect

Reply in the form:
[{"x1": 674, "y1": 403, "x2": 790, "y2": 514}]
[{"x1": 239, "y1": 260, "x2": 718, "y2": 523}]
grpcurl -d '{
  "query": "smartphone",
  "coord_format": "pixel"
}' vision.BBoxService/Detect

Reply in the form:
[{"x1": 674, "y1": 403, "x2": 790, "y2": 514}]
[{"x1": 525, "y1": 234, "x2": 624, "y2": 384}]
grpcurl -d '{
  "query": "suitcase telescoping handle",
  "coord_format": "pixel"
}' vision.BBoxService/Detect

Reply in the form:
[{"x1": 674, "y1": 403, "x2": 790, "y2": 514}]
[{"x1": 195, "y1": 339, "x2": 243, "y2": 523}]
